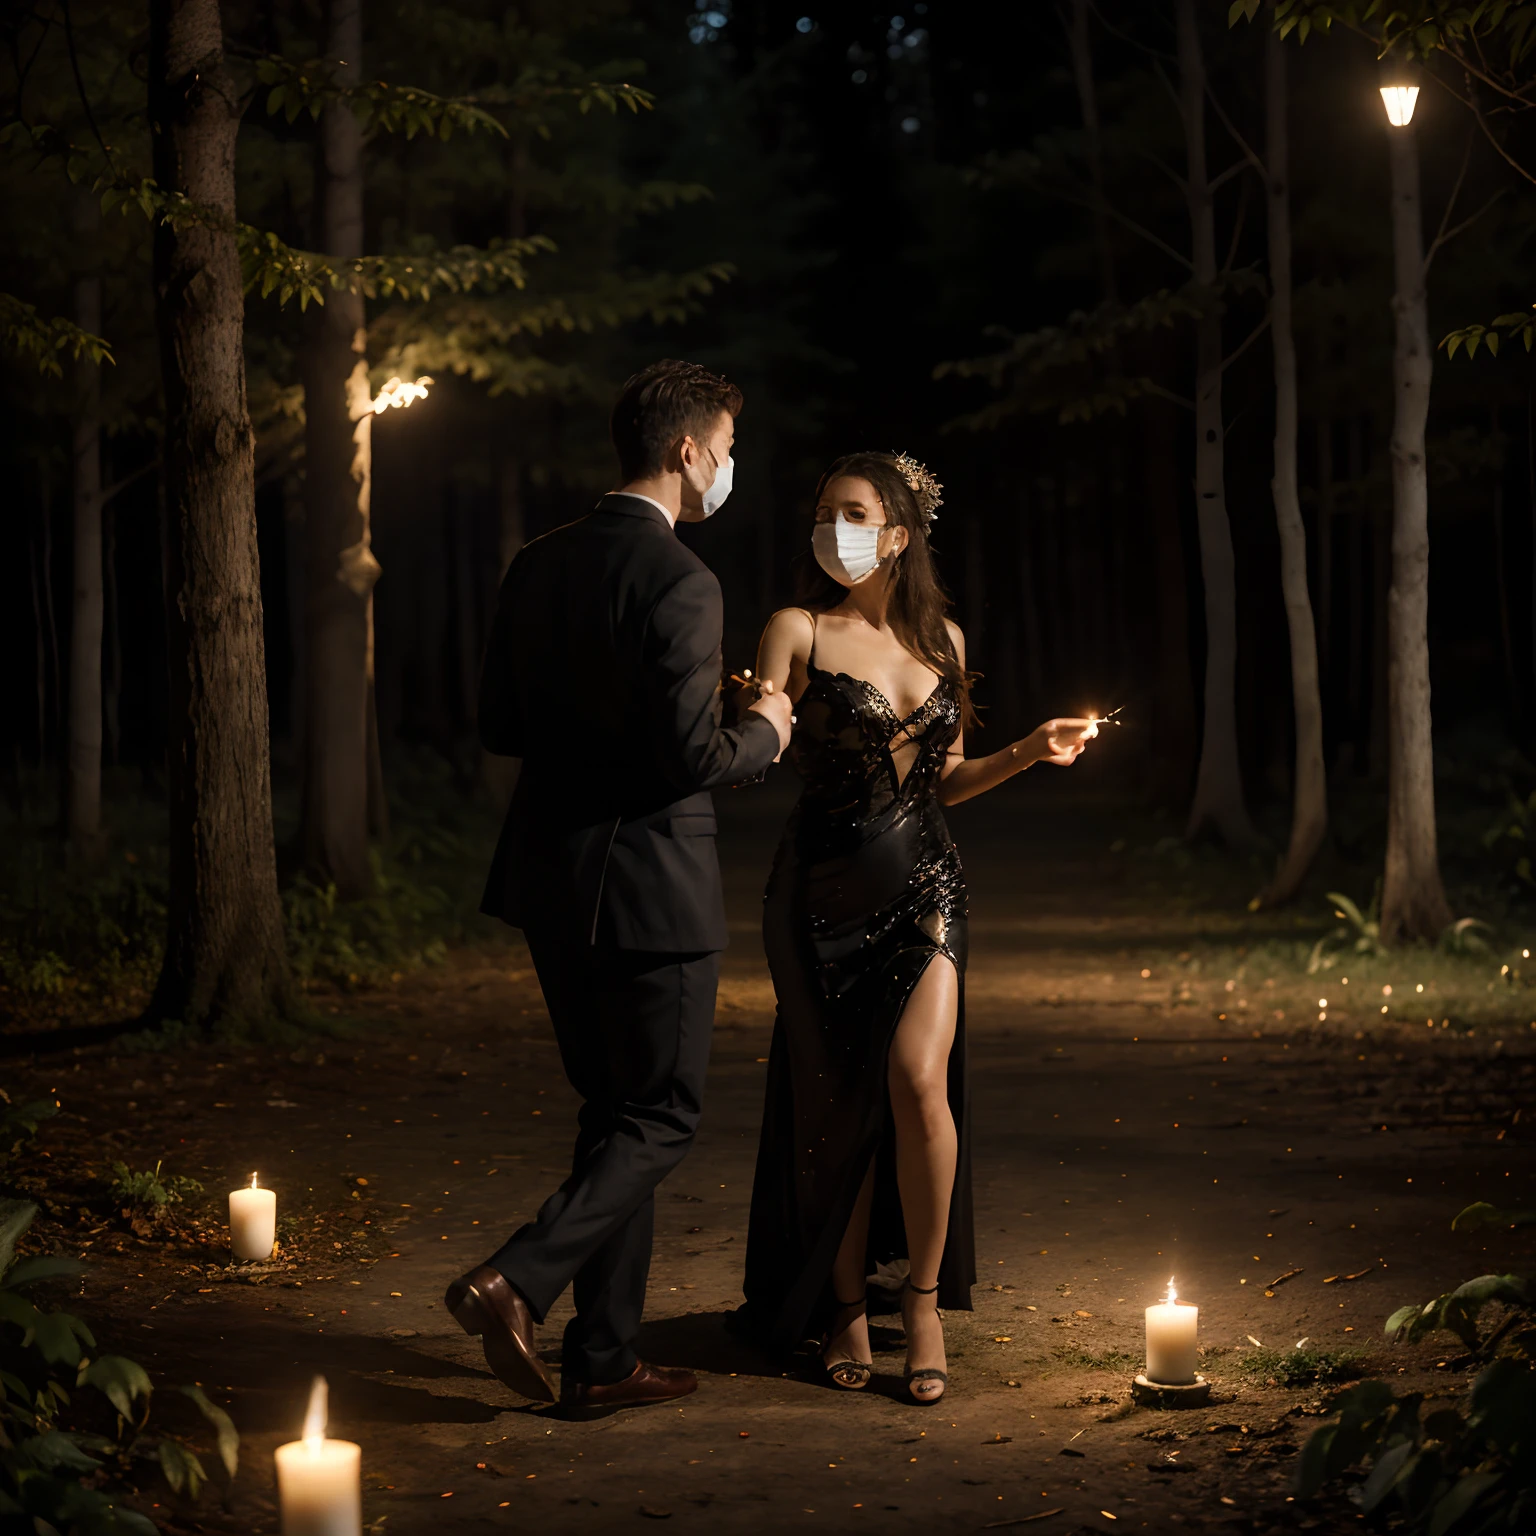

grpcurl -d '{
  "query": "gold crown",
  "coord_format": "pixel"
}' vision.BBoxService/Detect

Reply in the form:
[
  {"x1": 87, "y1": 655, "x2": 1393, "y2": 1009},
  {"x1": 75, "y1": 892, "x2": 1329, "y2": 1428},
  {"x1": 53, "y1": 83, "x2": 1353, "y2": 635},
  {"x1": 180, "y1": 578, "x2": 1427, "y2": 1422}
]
[{"x1": 893, "y1": 451, "x2": 943, "y2": 526}]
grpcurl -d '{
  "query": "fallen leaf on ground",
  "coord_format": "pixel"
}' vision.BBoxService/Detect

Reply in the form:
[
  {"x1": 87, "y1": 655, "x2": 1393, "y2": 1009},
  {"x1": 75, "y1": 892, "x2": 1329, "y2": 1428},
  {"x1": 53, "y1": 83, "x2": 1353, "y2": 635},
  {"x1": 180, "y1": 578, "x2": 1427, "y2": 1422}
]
[
  {"x1": 638, "y1": 1508, "x2": 672, "y2": 1520},
  {"x1": 1074, "y1": 1309, "x2": 1093, "y2": 1317},
  {"x1": 1323, "y1": 1266, "x2": 1373, "y2": 1284},
  {"x1": 981, "y1": 1513, "x2": 1063, "y2": 1530},
  {"x1": 1267, "y1": 1268, "x2": 1302, "y2": 1289}
]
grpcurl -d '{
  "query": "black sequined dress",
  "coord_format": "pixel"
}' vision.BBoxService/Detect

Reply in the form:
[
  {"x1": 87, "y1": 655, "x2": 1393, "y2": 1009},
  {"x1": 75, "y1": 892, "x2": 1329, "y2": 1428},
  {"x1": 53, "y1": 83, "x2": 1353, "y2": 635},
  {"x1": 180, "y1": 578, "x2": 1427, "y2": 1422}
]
[{"x1": 739, "y1": 658, "x2": 975, "y2": 1354}]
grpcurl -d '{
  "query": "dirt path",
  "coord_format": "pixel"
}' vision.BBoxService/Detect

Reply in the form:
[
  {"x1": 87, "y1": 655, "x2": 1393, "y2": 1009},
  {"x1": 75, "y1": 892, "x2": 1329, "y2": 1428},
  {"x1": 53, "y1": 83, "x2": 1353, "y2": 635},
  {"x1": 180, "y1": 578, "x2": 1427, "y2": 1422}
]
[{"x1": 8, "y1": 785, "x2": 1536, "y2": 1535}]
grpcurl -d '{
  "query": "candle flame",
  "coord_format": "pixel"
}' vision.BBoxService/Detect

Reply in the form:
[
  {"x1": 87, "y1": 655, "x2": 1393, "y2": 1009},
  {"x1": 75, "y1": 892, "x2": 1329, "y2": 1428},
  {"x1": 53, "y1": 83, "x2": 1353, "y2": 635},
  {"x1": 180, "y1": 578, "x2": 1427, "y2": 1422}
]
[
  {"x1": 1165, "y1": 1277, "x2": 1177, "y2": 1305},
  {"x1": 250, "y1": 1172, "x2": 259, "y2": 1190},
  {"x1": 302, "y1": 1375, "x2": 328, "y2": 1449},
  {"x1": 371, "y1": 375, "x2": 433, "y2": 414}
]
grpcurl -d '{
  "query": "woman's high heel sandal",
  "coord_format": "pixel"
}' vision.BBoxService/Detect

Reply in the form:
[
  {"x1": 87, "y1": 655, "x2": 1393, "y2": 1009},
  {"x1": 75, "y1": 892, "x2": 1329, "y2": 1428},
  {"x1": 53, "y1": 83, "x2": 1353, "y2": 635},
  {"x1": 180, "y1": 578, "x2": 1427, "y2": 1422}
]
[
  {"x1": 822, "y1": 1295, "x2": 873, "y2": 1390},
  {"x1": 903, "y1": 1280, "x2": 948, "y2": 1405}
]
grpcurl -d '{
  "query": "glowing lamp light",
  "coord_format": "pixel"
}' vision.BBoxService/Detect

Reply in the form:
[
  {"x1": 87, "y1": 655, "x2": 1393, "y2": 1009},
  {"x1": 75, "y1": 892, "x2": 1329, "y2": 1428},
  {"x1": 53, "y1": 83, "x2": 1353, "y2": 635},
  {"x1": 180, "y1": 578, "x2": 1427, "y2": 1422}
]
[
  {"x1": 1378, "y1": 56, "x2": 1421, "y2": 128},
  {"x1": 371, "y1": 375, "x2": 433, "y2": 414},
  {"x1": 275, "y1": 1377, "x2": 361, "y2": 1536},
  {"x1": 1379, "y1": 84, "x2": 1420, "y2": 127}
]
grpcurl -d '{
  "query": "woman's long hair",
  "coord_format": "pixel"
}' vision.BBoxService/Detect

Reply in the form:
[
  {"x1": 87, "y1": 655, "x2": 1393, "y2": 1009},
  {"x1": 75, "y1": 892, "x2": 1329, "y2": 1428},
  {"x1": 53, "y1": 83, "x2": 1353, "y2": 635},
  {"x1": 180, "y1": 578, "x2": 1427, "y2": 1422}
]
[{"x1": 795, "y1": 451, "x2": 978, "y2": 731}]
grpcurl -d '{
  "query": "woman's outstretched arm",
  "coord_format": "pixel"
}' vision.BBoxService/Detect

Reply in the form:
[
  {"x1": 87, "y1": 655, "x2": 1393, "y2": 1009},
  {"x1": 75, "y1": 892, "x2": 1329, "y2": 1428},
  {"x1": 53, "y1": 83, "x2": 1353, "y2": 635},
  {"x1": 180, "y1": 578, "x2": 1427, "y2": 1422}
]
[
  {"x1": 936, "y1": 622, "x2": 1093, "y2": 806},
  {"x1": 753, "y1": 606, "x2": 817, "y2": 703}
]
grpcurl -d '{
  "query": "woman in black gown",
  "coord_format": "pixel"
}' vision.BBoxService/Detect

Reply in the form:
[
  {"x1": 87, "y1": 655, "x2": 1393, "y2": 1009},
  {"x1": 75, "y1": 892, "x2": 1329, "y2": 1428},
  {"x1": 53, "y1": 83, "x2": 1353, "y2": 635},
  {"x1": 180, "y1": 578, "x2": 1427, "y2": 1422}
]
[{"x1": 738, "y1": 452, "x2": 1094, "y2": 1404}]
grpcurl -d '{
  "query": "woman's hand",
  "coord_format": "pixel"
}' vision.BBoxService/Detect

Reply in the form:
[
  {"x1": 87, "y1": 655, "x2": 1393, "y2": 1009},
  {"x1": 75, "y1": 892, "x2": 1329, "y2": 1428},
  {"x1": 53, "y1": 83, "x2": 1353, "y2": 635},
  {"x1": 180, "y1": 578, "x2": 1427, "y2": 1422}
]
[{"x1": 1022, "y1": 717, "x2": 1095, "y2": 767}]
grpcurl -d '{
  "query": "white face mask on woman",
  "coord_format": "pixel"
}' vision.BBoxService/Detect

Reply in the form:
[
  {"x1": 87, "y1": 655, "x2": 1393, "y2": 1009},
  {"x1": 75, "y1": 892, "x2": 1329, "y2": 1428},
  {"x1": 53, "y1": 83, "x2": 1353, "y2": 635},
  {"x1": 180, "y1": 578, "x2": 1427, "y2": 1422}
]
[{"x1": 812, "y1": 512, "x2": 885, "y2": 586}]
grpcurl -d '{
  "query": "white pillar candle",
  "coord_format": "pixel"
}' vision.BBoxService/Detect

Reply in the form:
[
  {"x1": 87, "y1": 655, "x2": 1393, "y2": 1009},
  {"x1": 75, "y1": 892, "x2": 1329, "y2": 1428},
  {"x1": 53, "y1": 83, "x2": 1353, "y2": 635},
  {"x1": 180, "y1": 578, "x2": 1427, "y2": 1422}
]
[
  {"x1": 276, "y1": 1377, "x2": 361, "y2": 1536},
  {"x1": 229, "y1": 1173, "x2": 276, "y2": 1261},
  {"x1": 1145, "y1": 1278, "x2": 1199, "y2": 1385}
]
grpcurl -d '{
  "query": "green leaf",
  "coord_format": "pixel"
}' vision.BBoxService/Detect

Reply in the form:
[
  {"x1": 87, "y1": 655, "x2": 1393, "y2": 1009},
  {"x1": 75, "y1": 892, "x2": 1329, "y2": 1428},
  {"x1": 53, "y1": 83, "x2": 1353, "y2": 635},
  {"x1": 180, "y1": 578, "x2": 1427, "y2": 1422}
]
[
  {"x1": 1468, "y1": 1356, "x2": 1536, "y2": 1451},
  {"x1": 181, "y1": 1384, "x2": 239, "y2": 1477},
  {"x1": 157, "y1": 1436, "x2": 208, "y2": 1498},
  {"x1": 1427, "y1": 1471, "x2": 1502, "y2": 1536},
  {"x1": 0, "y1": 1199, "x2": 37, "y2": 1278},
  {"x1": 4, "y1": 1255, "x2": 86, "y2": 1289},
  {"x1": 1386, "y1": 1304, "x2": 1419, "y2": 1338},
  {"x1": 1294, "y1": 1421, "x2": 1338, "y2": 1498},
  {"x1": 1487, "y1": 331, "x2": 1500, "y2": 357},
  {"x1": 0, "y1": 1289, "x2": 38, "y2": 1328},
  {"x1": 1361, "y1": 1437, "x2": 1417, "y2": 1512},
  {"x1": 17, "y1": 1427, "x2": 104, "y2": 1473},
  {"x1": 1452, "y1": 1202, "x2": 1536, "y2": 1232},
  {"x1": 28, "y1": 1308, "x2": 95, "y2": 1366},
  {"x1": 83, "y1": 1354, "x2": 153, "y2": 1420}
]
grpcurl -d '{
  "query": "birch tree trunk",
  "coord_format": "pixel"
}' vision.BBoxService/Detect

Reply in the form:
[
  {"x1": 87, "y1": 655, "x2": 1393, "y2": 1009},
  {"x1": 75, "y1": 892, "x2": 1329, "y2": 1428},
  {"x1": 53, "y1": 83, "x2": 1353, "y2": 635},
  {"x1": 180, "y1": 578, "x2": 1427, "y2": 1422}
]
[
  {"x1": 300, "y1": 0, "x2": 379, "y2": 897},
  {"x1": 147, "y1": 0, "x2": 293, "y2": 1026},
  {"x1": 1255, "y1": 22, "x2": 1326, "y2": 905},
  {"x1": 1177, "y1": 0, "x2": 1254, "y2": 848},
  {"x1": 67, "y1": 189, "x2": 105, "y2": 857},
  {"x1": 1380, "y1": 122, "x2": 1452, "y2": 943}
]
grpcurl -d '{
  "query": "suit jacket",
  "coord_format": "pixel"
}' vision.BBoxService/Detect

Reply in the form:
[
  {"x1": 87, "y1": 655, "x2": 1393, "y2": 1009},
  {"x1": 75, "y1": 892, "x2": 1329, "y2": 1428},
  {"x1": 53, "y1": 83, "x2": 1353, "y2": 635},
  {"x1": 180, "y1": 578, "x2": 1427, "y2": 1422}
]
[{"x1": 479, "y1": 493, "x2": 781, "y2": 952}]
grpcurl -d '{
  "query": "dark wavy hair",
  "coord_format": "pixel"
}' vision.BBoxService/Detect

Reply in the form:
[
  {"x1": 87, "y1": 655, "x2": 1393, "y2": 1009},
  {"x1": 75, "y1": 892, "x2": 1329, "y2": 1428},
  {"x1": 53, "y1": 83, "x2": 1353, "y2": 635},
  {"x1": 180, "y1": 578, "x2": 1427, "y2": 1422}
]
[{"x1": 796, "y1": 451, "x2": 977, "y2": 731}]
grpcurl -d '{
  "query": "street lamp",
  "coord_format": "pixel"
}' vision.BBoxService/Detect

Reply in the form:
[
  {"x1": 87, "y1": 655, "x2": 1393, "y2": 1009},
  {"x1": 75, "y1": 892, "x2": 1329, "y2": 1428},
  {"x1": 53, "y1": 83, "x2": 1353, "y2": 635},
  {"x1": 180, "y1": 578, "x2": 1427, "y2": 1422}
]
[
  {"x1": 1378, "y1": 56, "x2": 1420, "y2": 127},
  {"x1": 1375, "y1": 53, "x2": 1451, "y2": 940}
]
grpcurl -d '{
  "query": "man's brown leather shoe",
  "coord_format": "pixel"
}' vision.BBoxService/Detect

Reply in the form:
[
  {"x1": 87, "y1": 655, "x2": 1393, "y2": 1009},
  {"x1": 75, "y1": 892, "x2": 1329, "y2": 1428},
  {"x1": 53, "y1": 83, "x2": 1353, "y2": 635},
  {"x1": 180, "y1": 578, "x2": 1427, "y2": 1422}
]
[
  {"x1": 560, "y1": 1361, "x2": 697, "y2": 1411},
  {"x1": 444, "y1": 1265, "x2": 556, "y2": 1403}
]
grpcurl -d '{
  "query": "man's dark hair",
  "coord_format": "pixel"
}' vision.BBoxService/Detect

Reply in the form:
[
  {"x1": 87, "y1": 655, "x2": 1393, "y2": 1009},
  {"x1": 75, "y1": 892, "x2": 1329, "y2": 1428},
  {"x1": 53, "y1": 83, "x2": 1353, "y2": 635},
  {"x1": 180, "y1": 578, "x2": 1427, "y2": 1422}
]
[{"x1": 610, "y1": 360, "x2": 743, "y2": 481}]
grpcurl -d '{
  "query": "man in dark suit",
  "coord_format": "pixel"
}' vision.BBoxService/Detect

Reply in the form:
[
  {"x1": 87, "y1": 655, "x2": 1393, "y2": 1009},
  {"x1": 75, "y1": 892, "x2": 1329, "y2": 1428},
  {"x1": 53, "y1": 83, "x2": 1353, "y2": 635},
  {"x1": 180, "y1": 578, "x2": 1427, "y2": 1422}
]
[{"x1": 446, "y1": 360, "x2": 792, "y2": 1411}]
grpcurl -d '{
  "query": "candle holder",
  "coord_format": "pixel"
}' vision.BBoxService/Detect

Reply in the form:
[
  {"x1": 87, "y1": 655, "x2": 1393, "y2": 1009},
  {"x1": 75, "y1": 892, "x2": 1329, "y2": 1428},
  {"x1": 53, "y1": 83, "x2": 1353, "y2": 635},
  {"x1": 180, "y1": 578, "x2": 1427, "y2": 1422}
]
[
  {"x1": 1137, "y1": 1276, "x2": 1208, "y2": 1406},
  {"x1": 1131, "y1": 1371, "x2": 1210, "y2": 1408}
]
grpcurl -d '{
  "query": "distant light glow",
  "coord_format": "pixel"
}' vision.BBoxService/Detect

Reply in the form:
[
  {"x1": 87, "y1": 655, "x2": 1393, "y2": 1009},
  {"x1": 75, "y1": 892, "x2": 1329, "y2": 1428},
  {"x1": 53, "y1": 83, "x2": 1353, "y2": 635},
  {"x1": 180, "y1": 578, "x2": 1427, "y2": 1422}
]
[
  {"x1": 901, "y1": 115, "x2": 920, "y2": 134},
  {"x1": 1380, "y1": 85, "x2": 1419, "y2": 127},
  {"x1": 371, "y1": 375, "x2": 432, "y2": 414},
  {"x1": 796, "y1": 15, "x2": 813, "y2": 32}
]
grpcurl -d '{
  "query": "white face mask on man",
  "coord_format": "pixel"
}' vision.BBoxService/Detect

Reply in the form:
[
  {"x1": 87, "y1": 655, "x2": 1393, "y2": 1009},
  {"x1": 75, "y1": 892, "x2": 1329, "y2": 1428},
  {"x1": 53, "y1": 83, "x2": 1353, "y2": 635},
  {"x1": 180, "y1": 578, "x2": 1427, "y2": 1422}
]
[
  {"x1": 812, "y1": 513, "x2": 886, "y2": 586},
  {"x1": 701, "y1": 452, "x2": 733, "y2": 517}
]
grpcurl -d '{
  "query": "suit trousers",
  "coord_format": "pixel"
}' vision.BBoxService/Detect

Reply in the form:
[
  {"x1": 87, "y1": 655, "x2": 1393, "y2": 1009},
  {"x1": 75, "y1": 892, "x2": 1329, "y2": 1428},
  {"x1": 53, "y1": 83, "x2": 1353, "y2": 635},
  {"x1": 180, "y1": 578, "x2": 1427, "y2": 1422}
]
[{"x1": 487, "y1": 927, "x2": 719, "y2": 1385}]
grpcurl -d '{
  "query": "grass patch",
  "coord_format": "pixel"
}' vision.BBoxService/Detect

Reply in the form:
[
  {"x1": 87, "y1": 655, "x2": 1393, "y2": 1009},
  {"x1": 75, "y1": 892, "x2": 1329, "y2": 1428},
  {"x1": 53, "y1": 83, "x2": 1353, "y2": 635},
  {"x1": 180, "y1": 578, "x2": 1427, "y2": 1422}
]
[
  {"x1": 1228, "y1": 1345, "x2": 1364, "y2": 1388},
  {"x1": 1052, "y1": 1345, "x2": 1142, "y2": 1373}
]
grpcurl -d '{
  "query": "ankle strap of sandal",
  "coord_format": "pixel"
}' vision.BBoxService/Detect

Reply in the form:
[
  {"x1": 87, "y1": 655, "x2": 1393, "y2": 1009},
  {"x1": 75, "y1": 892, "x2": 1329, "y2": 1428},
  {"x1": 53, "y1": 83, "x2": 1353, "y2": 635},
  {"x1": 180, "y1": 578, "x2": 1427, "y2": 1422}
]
[
  {"x1": 907, "y1": 1281, "x2": 940, "y2": 1295},
  {"x1": 833, "y1": 1294, "x2": 868, "y2": 1309}
]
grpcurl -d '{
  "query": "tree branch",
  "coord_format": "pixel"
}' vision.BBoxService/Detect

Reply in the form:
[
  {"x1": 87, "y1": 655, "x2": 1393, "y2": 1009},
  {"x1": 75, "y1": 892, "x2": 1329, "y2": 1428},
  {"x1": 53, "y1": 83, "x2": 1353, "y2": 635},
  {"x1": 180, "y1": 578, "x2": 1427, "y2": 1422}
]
[
  {"x1": 1220, "y1": 310, "x2": 1271, "y2": 375},
  {"x1": 100, "y1": 458, "x2": 159, "y2": 508}
]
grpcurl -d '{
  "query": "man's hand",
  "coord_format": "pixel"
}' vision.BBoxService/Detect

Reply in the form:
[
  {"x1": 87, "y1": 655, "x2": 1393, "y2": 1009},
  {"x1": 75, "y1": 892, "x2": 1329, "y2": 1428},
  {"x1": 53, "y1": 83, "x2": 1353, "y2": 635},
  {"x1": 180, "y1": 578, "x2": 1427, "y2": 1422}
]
[
  {"x1": 1022, "y1": 717, "x2": 1095, "y2": 767},
  {"x1": 748, "y1": 679, "x2": 794, "y2": 757}
]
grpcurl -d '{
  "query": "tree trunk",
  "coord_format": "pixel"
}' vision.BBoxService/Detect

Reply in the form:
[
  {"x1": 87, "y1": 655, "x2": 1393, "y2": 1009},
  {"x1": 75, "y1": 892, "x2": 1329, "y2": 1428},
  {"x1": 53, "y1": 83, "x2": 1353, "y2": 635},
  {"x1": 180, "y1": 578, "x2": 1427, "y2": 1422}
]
[
  {"x1": 67, "y1": 190, "x2": 105, "y2": 859},
  {"x1": 103, "y1": 497, "x2": 121, "y2": 767},
  {"x1": 1315, "y1": 417, "x2": 1334, "y2": 676},
  {"x1": 147, "y1": 0, "x2": 293, "y2": 1027},
  {"x1": 300, "y1": 0, "x2": 379, "y2": 898},
  {"x1": 1143, "y1": 386, "x2": 1197, "y2": 805},
  {"x1": 1255, "y1": 22, "x2": 1326, "y2": 906},
  {"x1": 1494, "y1": 478, "x2": 1518, "y2": 719},
  {"x1": 1177, "y1": 0, "x2": 1254, "y2": 848},
  {"x1": 30, "y1": 477, "x2": 50, "y2": 773},
  {"x1": 1066, "y1": 0, "x2": 1116, "y2": 305},
  {"x1": 1379, "y1": 123, "x2": 1452, "y2": 944}
]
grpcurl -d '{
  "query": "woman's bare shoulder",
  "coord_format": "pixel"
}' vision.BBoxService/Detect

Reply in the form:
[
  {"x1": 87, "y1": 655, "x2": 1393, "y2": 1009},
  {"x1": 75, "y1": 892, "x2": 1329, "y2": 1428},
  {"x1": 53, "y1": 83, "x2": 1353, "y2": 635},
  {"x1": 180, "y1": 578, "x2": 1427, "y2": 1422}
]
[
  {"x1": 763, "y1": 607, "x2": 818, "y2": 643},
  {"x1": 944, "y1": 618, "x2": 966, "y2": 662}
]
